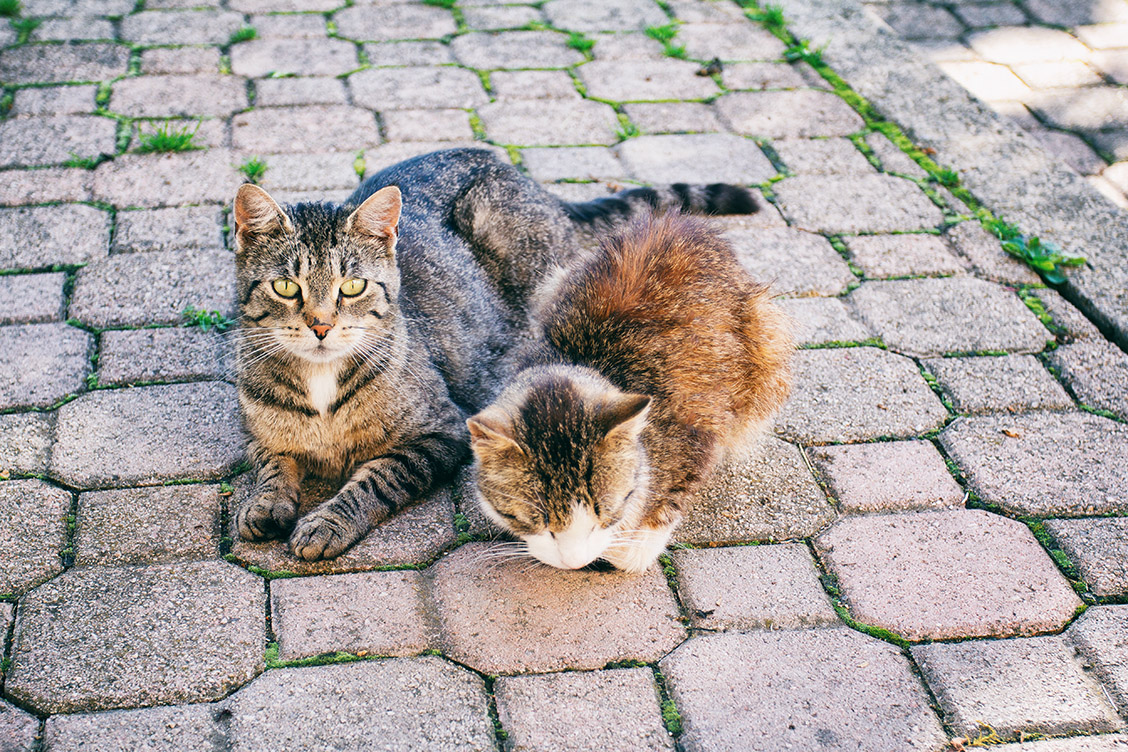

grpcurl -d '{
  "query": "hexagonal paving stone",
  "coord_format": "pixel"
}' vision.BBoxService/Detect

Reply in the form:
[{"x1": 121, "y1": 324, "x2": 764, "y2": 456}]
[
  {"x1": 430, "y1": 543, "x2": 684, "y2": 674},
  {"x1": 225, "y1": 658, "x2": 494, "y2": 752},
  {"x1": 843, "y1": 233, "x2": 966, "y2": 279},
  {"x1": 0, "y1": 323, "x2": 92, "y2": 410},
  {"x1": 810, "y1": 440, "x2": 965, "y2": 513},
  {"x1": 617, "y1": 133, "x2": 776, "y2": 185},
  {"x1": 382, "y1": 109, "x2": 474, "y2": 143},
  {"x1": 623, "y1": 101, "x2": 726, "y2": 134},
  {"x1": 776, "y1": 348, "x2": 949, "y2": 445},
  {"x1": 0, "y1": 114, "x2": 118, "y2": 168},
  {"x1": 0, "y1": 701, "x2": 38, "y2": 752},
  {"x1": 1048, "y1": 340, "x2": 1128, "y2": 420},
  {"x1": 491, "y1": 70, "x2": 580, "y2": 101},
  {"x1": 716, "y1": 90, "x2": 865, "y2": 138},
  {"x1": 923, "y1": 355, "x2": 1074, "y2": 414},
  {"x1": 140, "y1": 47, "x2": 222, "y2": 75},
  {"x1": 450, "y1": 31, "x2": 584, "y2": 69},
  {"x1": 0, "y1": 413, "x2": 53, "y2": 476},
  {"x1": 112, "y1": 206, "x2": 225, "y2": 254},
  {"x1": 542, "y1": 0, "x2": 668, "y2": 32},
  {"x1": 1068, "y1": 605, "x2": 1128, "y2": 716},
  {"x1": 6, "y1": 560, "x2": 264, "y2": 714},
  {"x1": 0, "y1": 272, "x2": 65, "y2": 325},
  {"x1": 0, "y1": 42, "x2": 130, "y2": 84},
  {"x1": 98, "y1": 327, "x2": 231, "y2": 386},
  {"x1": 724, "y1": 227, "x2": 857, "y2": 297},
  {"x1": 92, "y1": 150, "x2": 243, "y2": 208},
  {"x1": 44, "y1": 703, "x2": 225, "y2": 752},
  {"x1": 349, "y1": 67, "x2": 488, "y2": 111},
  {"x1": 940, "y1": 412, "x2": 1128, "y2": 516},
  {"x1": 660, "y1": 629, "x2": 946, "y2": 752},
  {"x1": 578, "y1": 59, "x2": 721, "y2": 102},
  {"x1": 815, "y1": 510, "x2": 1082, "y2": 641},
  {"x1": 229, "y1": 38, "x2": 359, "y2": 77},
  {"x1": 252, "y1": 152, "x2": 361, "y2": 192},
  {"x1": 676, "y1": 438, "x2": 835, "y2": 544},
  {"x1": 521, "y1": 146, "x2": 626, "y2": 182},
  {"x1": 774, "y1": 175, "x2": 945, "y2": 233},
  {"x1": 912, "y1": 636, "x2": 1122, "y2": 739},
  {"x1": 945, "y1": 221, "x2": 1040, "y2": 287},
  {"x1": 495, "y1": 669, "x2": 674, "y2": 752},
  {"x1": 0, "y1": 478, "x2": 70, "y2": 595},
  {"x1": 110, "y1": 75, "x2": 249, "y2": 118},
  {"x1": 478, "y1": 99, "x2": 620, "y2": 146},
  {"x1": 850, "y1": 278, "x2": 1051, "y2": 358},
  {"x1": 0, "y1": 167, "x2": 92, "y2": 207},
  {"x1": 270, "y1": 570, "x2": 434, "y2": 661},
  {"x1": 334, "y1": 4, "x2": 457, "y2": 41},
  {"x1": 672, "y1": 544, "x2": 837, "y2": 631},
  {"x1": 1045, "y1": 518, "x2": 1128, "y2": 598},
  {"x1": 232, "y1": 106, "x2": 380, "y2": 153},
  {"x1": 51, "y1": 382, "x2": 244, "y2": 489},
  {"x1": 120, "y1": 10, "x2": 245, "y2": 45},
  {"x1": 677, "y1": 22, "x2": 788, "y2": 61},
  {"x1": 363, "y1": 40, "x2": 453, "y2": 67},
  {"x1": 256, "y1": 77, "x2": 348, "y2": 107},
  {"x1": 772, "y1": 138, "x2": 877, "y2": 176},
  {"x1": 777, "y1": 297, "x2": 872, "y2": 347}
]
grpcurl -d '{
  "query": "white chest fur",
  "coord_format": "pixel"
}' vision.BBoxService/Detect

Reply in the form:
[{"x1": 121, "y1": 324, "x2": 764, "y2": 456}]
[{"x1": 306, "y1": 362, "x2": 339, "y2": 414}]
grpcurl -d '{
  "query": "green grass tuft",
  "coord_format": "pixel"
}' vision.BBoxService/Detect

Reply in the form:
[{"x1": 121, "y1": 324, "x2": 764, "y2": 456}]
[
  {"x1": 238, "y1": 155, "x2": 268, "y2": 184},
  {"x1": 421, "y1": 0, "x2": 456, "y2": 7},
  {"x1": 615, "y1": 116, "x2": 640, "y2": 140},
  {"x1": 11, "y1": 15, "x2": 40, "y2": 40},
  {"x1": 182, "y1": 306, "x2": 235, "y2": 332},
  {"x1": 784, "y1": 38, "x2": 824, "y2": 64},
  {"x1": 0, "y1": 0, "x2": 21, "y2": 18},
  {"x1": 228, "y1": 25, "x2": 257, "y2": 45},
  {"x1": 566, "y1": 31, "x2": 594, "y2": 55},
  {"x1": 746, "y1": 3, "x2": 785, "y2": 28},
  {"x1": 645, "y1": 23, "x2": 678, "y2": 44},
  {"x1": 135, "y1": 120, "x2": 203, "y2": 154}
]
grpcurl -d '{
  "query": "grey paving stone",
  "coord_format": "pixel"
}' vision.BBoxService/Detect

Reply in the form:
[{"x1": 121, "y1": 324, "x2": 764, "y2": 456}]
[
  {"x1": 924, "y1": 354, "x2": 1074, "y2": 413},
  {"x1": 362, "y1": 40, "x2": 454, "y2": 66},
  {"x1": 622, "y1": 102, "x2": 725, "y2": 134},
  {"x1": 941, "y1": 412, "x2": 1128, "y2": 516},
  {"x1": 1075, "y1": 22, "x2": 1128, "y2": 50},
  {"x1": 12, "y1": 85, "x2": 97, "y2": 116},
  {"x1": 592, "y1": 31, "x2": 667, "y2": 61},
  {"x1": 350, "y1": 67, "x2": 488, "y2": 111},
  {"x1": 666, "y1": 0, "x2": 747, "y2": 23},
  {"x1": 451, "y1": 31, "x2": 584, "y2": 69},
  {"x1": 1068, "y1": 605, "x2": 1128, "y2": 716},
  {"x1": 110, "y1": 75, "x2": 249, "y2": 118},
  {"x1": 617, "y1": 133, "x2": 775, "y2": 184},
  {"x1": 772, "y1": 138, "x2": 877, "y2": 175},
  {"x1": 23, "y1": 0, "x2": 135, "y2": 13},
  {"x1": 945, "y1": 221, "x2": 1042, "y2": 286},
  {"x1": 74, "y1": 484, "x2": 221, "y2": 566},
  {"x1": 521, "y1": 146, "x2": 627, "y2": 181},
  {"x1": 850, "y1": 277, "x2": 1051, "y2": 357},
  {"x1": 721, "y1": 61, "x2": 812, "y2": 90},
  {"x1": 113, "y1": 206, "x2": 225, "y2": 254},
  {"x1": 0, "y1": 479, "x2": 69, "y2": 595},
  {"x1": 1048, "y1": 340, "x2": 1128, "y2": 419},
  {"x1": 93, "y1": 150, "x2": 243, "y2": 208},
  {"x1": 44, "y1": 704, "x2": 225, "y2": 752},
  {"x1": 1094, "y1": 50, "x2": 1128, "y2": 85},
  {"x1": 678, "y1": 22, "x2": 788, "y2": 61},
  {"x1": 7, "y1": 560, "x2": 264, "y2": 714},
  {"x1": 430, "y1": 543, "x2": 684, "y2": 674},
  {"x1": 542, "y1": 0, "x2": 667, "y2": 32},
  {"x1": 778, "y1": 297, "x2": 872, "y2": 346},
  {"x1": 495, "y1": 669, "x2": 674, "y2": 752},
  {"x1": 271, "y1": 570, "x2": 433, "y2": 661},
  {"x1": 248, "y1": 152, "x2": 358, "y2": 193},
  {"x1": 578, "y1": 59, "x2": 721, "y2": 102},
  {"x1": 490, "y1": 70, "x2": 581, "y2": 100},
  {"x1": 229, "y1": 38, "x2": 359, "y2": 77},
  {"x1": 229, "y1": 0, "x2": 339, "y2": 9},
  {"x1": 875, "y1": 2, "x2": 963, "y2": 39},
  {"x1": 865, "y1": 131, "x2": 929, "y2": 178},
  {"x1": 776, "y1": 347, "x2": 950, "y2": 444},
  {"x1": 382, "y1": 109, "x2": 473, "y2": 142},
  {"x1": 815, "y1": 510, "x2": 1082, "y2": 641},
  {"x1": 251, "y1": 12, "x2": 329, "y2": 38},
  {"x1": 140, "y1": 47, "x2": 222, "y2": 75},
  {"x1": 844, "y1": 233, "x2": 966, "y2": 278},
  {"x1": 120, "y1": 10, "x2": 246, "y2": 45},
  {"x1": 51, "y1": 382, "x2": 244, "y2": 488},
  {"x1": 810, "y1": 440, "x2": 965, "y2": 513},
  {"x1": 989, "y1": 736, "x2": 1128, "y2": 752},
  {"x1": 660, "y1": 629, "x2": 946, "y2": 752},
  {"x1": 0, "y1": 272, "x2": 65, "y2": 325},
  {"x1": 98, "y1": 327, "x2": 230, "y2": 386},
  {"x1": 0, "y1": 323, "x2": 91, "y2": 410},
  {"x1": 32, "y1": 16, "x2": 115, "y2": 41},
  {"x1": 913, "y1": 636, "x2": 1121, "y2": 739},
  {"x1": 725, "y1": 227, "x2": 856, "y2": 297},
  {"x1": 0, "y1": 413, "x2": 53, "y2": 477},
  {"x1": 1027, "y1": 88, "x2": 1128, "y2": 132},
  {"x1": 226, "y1": 658, "x2": 494, "y2": 752},
  {"x1": 0, "y1": 701, "x2": 38, "y2": 752},
  {"x1": 717, "y1": 90, "x2": 866, "y2": 138},
  {"x1": 69, "y1": 249, "x2": 235, "y2": 328},
  {"x1": 254, "y1": 76, "x2": 348, "y2": 106},
  {"x1": 462, "y1": 5, "x2": 543, "y2": 30},
  {"x1": 0, "y1": 114, "x2": 118, "y2": 168},
  {"x1": 0, "y1": 43, "x2": 130, "y2": 84},
  {"x1": 1045, "y1": 518, "x2": 1128, "y2": 598},
  {"x1": 675, "y1": 436, "x2": 833, "y2": 543},
  {"x1": 478, "y1": 99, "x2": 619, "y2": 146},
  {"x1": 774, "y1": 174, "x2": 944, "y2": 233},
  {"x1": 232, "y1": 105, "x2": 380, "y2": 152},
  {"x1": 1091, "y1": 129, "x2": 1128, "y2": 161},
  {"x1": 334, "y1": 4, "x2": 457, "y2": 41},
  {"x1": 672, "y1": 544, "x2": 838, "y2": 630},
  {"x1": 1032, "y1": 288, "x2": 1104, "y2": 342},
  {"x1": 0, "y1": 168, "x2": 92, "y2": 207}
]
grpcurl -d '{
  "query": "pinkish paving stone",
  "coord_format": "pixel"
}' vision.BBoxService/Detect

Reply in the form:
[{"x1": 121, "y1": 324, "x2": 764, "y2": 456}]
[
  {"x1": 843, "y1": 234, "x2": 966, "y2": 278},
  {"x1": 232, "y1": 106, "x2": 380, "y2": 152},
  {"x1": 815, "y1": 510, "x2": 1082, "y2": 641},
  {"x1": 12, "y1": 85, "x2": 97, "y2": 116},
  {"x1": 230, "y1": 38, "x2": 359, "y2": 77},
  {"x1": 271, "y1": 570, "x2": 434, "y2": 661},
  {"x1": 363, "y1": 41, "x2": 454, "y2": 66},
  {"x1": 93, "y1": 150, "x2": 243, "y2": 208},
  {"x1": 0, "y1": 413, "x2": 53, "y2": 477},
  {"x1": 382, "y1": 110, "x2": 473, "y2": 142},
  {"x1": 490, "y1": 70, "x2": 581, "y2": 100},
  {"x1": 0, "y1": 701, "x2": 37, "y2": 752},
  {"x1": 98, "y1": 327, "x2": 230, "y2": 386},
  {"x1": 666, "y1": 0, "x2": 747, "y2": 23},
  {"x1": 923, "y1": 355, "x2": 1073, "y2": 413},
  {"x1": 110, "y1": 75, "x2": 249, "y2": 118},
  {"x1": 521, "y1": 147, "x2": 627, "y2": 182},
  {"x1": 0, "y1": 168, "x2": 91, "y2": 207},
  {"x1": 777, "y1": 297, "x2": 872, "y2": 346},
  {"x1": 774, "y1": 174, "x2": 944, "y2": 233},
  {"x1": 255, "y1": 77, "x2": 348, "y2": 107},
  {"x1": 0, "y1": 272, "x2": 65, "y2": 325},
  {"x1": 495, "y1": 669, "x2": 674, "y2": 752},
  {"x1": 724, "y1": 227, "x2": 856, "y2": 297},
  {"x1": 945, "y1": 221, "x2": 1041, "y2": 286},
  {"x1": 112, "y1": 206, "x2": 225, "y2": 253},
  {"x1": 478, "y1": 99, "x2": 619, "y2": 146},
  {"x1": 0, "y1": 323, "x2": 92, "y2": 410},
  {"x1": 810, "y1": 440, "x2": 964, "y2": 513},
  {"x1": 592, "y1": 32, "x2": 667, "y2": 61},
  {"x1": 230, "y1": 0, "x2": 339, "y2": 9},
  {"x1": 542, "y1": 0, "x2": 668, "y2": 32},
  {"x1": 622, "y1": 102, "x2": 725, "y2": 134},
  {"x1": 250, "y1": 13, "x2": 328, "y2": 38},
  {"x1": 864, "y1": 131, "x2": 928, "y2": 178},
  {"x1": 717, "y1": 90, "x2": 865, "y2": 138},
  {"x1": 618, "y1": 133, "x2": 775, "y2": 185},
  {"x1": 1048, "y1": 340, "x2": 1128, "y2": 420},
  {"x1": 140, "y1": 47, "x2": 222, "y2": 75},
  {"x1": 677, "y1": 23, "x2": 788, "y2": 61},
  {"x1": 32, "y1": 17, "x2": 115, "y2": 41},
  {"x1": 940, "y1": 412, "x2": 1128, "y2": 516},
  {"x1": 461, "y1": 5, "x2": 543, "y2": 30},
  {"x1": 450, "y1": 31, "x2": 584, "y2": 69},
  {"x1": 722, "y1": 61, "x2": 812, "y2": 90},
  {"x1": 1045, "y1": 518, "x2": 1128, "y2": 597},
  {"x1": 0, "y1": 478, "x2": 71, "y2": 595},
  {"x1": 771, "y1": 138, "x2": 876, "y2": 175},
  {"x1": 0, "y1": 43, "x2": 130, "y2": 84},
  {"x1": 253, "y1": 152, "x2": 360, "y2": 192},
  {"x1": 578, "y1": 60, "x2": 721, "y2": 102},
  {"x1": 661, "y1": 629, "x2": 946, "y2": 752},
  {"x1": 44, "y1": 704, "x2": 224, "y2": 752},
  {"x1": 334, "y1": 4, "x2": 457, "y2": 41},
  {"x1": 1068, "y1": 605, "x2": 1128, "y2": 716},
  {"x1": 1032, "y1": 288, "x2": 1104, "y2": 342},
  {"x1": 430, "y1": 543, "x2": 684, "y2": 674},
  {"x1": 120, "y1": 10, "x2": 246, "y2": 45},
  {"x1": 0, "y1": 114, "x2": 118, "y2": 168},
  {"x1": 672, "y1": 544, "x2": 838, "y2": 630},
  {"x1": 350, "y1": 67, "x2": 487, "y2": 111},
  {"x1": 912, "y1": 636, "x2": 1121, "y2": 739}
]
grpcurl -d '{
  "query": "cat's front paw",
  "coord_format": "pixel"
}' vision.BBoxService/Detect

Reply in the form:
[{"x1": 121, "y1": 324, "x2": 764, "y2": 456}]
[
  {"x1": 289, "y1": 508, "x2": 360, "y2": 561},
  {"x1": 237, "y1": 492, "x2": 298, "y2": 541},
  {"x1": 602, "y1": 526, "x2": 673, "y2": 573}
]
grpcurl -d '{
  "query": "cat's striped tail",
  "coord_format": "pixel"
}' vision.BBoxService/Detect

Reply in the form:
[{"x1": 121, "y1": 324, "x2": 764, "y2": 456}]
[{"x1": 561, "y1": 183, "x2": 758, "y2": 230}]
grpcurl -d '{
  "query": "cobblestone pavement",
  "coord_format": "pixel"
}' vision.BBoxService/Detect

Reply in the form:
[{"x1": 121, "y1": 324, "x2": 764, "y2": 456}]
[{"x1": 2, "y1": 0, "x2": 1128, "y2": 750}]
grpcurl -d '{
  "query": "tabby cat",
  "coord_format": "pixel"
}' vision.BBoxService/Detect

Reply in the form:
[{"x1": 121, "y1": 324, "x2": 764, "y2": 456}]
[
  {"x1": 233, "y1": 148, "x2": 758, "y2": 560},
  {"x1": 468, "y1": 212, "x2": 794, "y2": 572}
]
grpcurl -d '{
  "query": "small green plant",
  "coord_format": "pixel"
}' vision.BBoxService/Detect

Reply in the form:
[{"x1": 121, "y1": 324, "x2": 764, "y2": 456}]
[
  {"x1": 135, "y1": 120, "x2": 203, "y2": 154},
  {"x1": 182, "y1": 306, "x2": 235, "y2": 332},
  {"x1": 0, "y1": 0, "x2": 21, "y2": 18},
  {"x1": 228, "y1": 25, "x2": 257, "y2": 45},
  {"x1": 784, "y1": 38, "x2": 824, "y2": 64},
  {"x1": 421, "y1": 0, "x2": 456, "y2": 7},
  {"x1": 218, "y1": 481, "x2": 235, "y2": 497},
  {"x1": 352, "y1": 150, "x2": 366, "y2": 178},
  {"x1": 1000, "y1": 234, "x2": 1085, "y2": 284},
  {"x1": 615, "y1": 118, "x2": 640, "y2": 140},
  {"x1": 660, "y1": 699, "x2": 683, "y2": 736},
  {"x1": 238, "y1": 155, "x2": 267, "y2": 184},
  {"x1": 933, "y1": 167, "x2": 960, "y2": 187},
  {"x1": 0, "y1": 91, "x2": 15, "y2": 118},
  {"x1": 747, "y1": 3, "x2": 785, "y2": 28},
  {"x1": 11, "y1": 15, "x2": 40, "y2": 40},
  {"x1": 62, "y1": 152, "x2": 103, "y2": 169},
  {"x1": 566, "y1": 31, "x2": 594, "y2": 55},
  {"x1": 645, "y1": 23, "x2": 678, "y2": 44}
]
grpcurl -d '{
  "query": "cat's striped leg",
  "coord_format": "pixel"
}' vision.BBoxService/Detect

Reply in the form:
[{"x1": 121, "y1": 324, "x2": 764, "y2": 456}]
[
  {"x1": 236, "y1": 440, "x2": 304, "y2": 540},
  {"x1": 289, "y1": 430, "x2": 469, "y2": 561}
]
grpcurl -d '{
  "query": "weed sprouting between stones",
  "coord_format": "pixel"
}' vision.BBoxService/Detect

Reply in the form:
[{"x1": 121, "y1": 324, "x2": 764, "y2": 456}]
[
  {"x1": 645, "y1": 23, "x2": 686, "y2": 59},
  {"x1": 0, "y1": 0, "x2": 22, "y2": 18},
  {"x1": 182, "y1": 306, "x2": 235, "y2": 333},
  {"x1": 615, "y1": 115, "x2": 640, "y2": 141},
  {"x1": 228, "y1": 25, "x2": 257, "y2": 45},
  {"x1": 135, "y1": 120, "x2": 204, "y2": 154},
  {"x1": 566, "y1": 31, "x2": 594, "y2": 56},
  {"x1": 238, "y1": 156, "x2": 268, "y2": 184},
  {"x1": 10, "y1": 15, "x2": 40, "y2": 42},
  {"x1": 421, "y1": 0, "x2": 456, "y2": 7},
  {"x1": 352, "y1": 150, "x2": 366, "y2": 179}
]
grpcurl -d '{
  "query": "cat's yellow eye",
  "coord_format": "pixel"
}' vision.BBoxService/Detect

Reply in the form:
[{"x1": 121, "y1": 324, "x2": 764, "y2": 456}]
[
  {"x1": 340, "y1": 278, "x2": 367, "y2": 297},
  {"x1": 271, "y1": 279, "x2": 300, "y2": 299}
]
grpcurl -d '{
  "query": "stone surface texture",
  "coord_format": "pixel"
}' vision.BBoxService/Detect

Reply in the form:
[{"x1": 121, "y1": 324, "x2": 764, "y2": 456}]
[
  {"x1": 0, "y1": 479, "x2": 71, "y2": 595},
  {"x1": 810, "y1": 440, "x2": 965, "y2": 513},
  {"x1": 1045, "y1": 518, "x2": 1128, "y2": 597}
]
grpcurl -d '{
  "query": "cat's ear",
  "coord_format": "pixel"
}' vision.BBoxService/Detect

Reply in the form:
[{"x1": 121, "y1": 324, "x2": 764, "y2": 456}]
[
  {"x1": 467, "y1": 407, "x2": 523, "y2": 455},
  {"x1": 233, "y1": 184, "x2": 293, "y2": 249},
  {"x1": 601, "y1": 393, "x2": 651, "y2": 443},
  {"x1": 346, "y1": 186, "x2": 401, "y2": 242}
]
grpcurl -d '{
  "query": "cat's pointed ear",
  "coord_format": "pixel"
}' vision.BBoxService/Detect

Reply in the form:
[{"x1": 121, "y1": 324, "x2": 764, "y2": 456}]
[
  {"x1": 467, "y1": 407, "x2": 522, "y2": 455},
  {"x1": 601, "y1": 393, "x2": 651, "y2": 442},
  {"x1": 346, "y1": 186, "x2": 401, "y2": 241},
  {"x1": 233, "y1": 184, "x2": 292, "y2": 248}
]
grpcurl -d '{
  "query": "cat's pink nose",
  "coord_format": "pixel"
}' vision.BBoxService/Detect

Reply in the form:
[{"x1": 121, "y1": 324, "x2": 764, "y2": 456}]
[{"x1": 310, "y1": 322, "x2": 333, "y2": 339}]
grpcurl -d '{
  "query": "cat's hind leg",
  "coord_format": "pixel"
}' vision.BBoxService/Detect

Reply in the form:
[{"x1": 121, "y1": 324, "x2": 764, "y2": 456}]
[{"x1": 236, "y1": 440, "x2": 303, "y2": 540}]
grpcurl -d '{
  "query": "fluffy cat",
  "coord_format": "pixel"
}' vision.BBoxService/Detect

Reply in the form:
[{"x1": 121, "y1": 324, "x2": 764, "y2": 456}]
[
  {"x1": 468, "y1": 212, "x2": 794, "y2": 573},
  {"x1": 233, "y1": 148, "x2": 759, "y2": 560}
]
